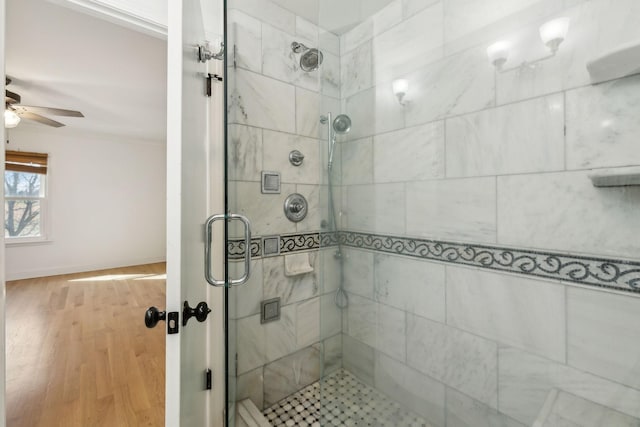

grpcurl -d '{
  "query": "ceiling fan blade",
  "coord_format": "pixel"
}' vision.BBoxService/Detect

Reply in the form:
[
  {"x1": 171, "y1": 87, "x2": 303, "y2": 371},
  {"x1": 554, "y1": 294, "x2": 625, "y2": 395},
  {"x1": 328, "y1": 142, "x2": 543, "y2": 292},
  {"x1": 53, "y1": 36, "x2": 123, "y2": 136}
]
[
  {"x1": 5, "y1": 89, "x2": 21, "y2": 105},
  {"x1": 18, "y1": 111, "x2": 65, "y2": 128},
  {"x1": 16, "y1": 105, "x2": 84, "y2": 117}
]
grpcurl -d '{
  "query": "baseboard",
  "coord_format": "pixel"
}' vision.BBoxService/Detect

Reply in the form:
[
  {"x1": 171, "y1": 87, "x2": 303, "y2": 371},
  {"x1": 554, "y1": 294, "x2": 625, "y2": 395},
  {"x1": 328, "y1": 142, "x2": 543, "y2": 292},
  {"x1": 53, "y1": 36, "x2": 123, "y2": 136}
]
[{"x1": 5, "y1": 257, "x2": 166, "y2": 281}]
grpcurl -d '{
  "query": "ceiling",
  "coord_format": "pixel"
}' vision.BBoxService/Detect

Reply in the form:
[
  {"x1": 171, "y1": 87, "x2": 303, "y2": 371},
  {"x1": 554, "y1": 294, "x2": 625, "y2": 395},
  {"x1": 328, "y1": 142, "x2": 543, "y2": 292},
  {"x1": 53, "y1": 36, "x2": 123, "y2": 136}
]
[{"x1": 6, "y1": 0, "x2": 167, "y2": 142}]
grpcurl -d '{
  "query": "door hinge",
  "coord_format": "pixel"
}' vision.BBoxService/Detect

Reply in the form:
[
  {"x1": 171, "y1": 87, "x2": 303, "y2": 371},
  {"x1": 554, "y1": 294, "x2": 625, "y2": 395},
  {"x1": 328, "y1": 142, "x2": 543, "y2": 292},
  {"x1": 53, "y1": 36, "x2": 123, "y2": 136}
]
[
  {"x1": 167, "y1": 311, "x2": 179, "y2": 334},
  {"x1": 205, "y1": 369, "x2": 212, "y2": 390},
  {"x1": 235, "y1": 353, "x2": 238, "y2": 377},
  {"x1": 206, "y1": 73, "x2": 224, "y2": 97}
]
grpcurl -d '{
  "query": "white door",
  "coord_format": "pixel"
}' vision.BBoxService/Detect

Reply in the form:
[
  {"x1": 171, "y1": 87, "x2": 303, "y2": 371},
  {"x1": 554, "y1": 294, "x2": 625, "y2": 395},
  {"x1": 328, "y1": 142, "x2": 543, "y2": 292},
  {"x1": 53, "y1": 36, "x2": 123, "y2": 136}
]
[{"x1": 165, "y1": 0, "x2": 225, "y2": 425}]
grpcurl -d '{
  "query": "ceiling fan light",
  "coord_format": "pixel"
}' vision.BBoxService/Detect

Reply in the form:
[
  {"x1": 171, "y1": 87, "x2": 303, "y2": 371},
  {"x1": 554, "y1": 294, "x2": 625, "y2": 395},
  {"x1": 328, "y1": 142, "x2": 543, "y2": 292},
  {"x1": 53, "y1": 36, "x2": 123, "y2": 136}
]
[{"x1": 4, "y1": 109, "x2": 21, "y2": 128}]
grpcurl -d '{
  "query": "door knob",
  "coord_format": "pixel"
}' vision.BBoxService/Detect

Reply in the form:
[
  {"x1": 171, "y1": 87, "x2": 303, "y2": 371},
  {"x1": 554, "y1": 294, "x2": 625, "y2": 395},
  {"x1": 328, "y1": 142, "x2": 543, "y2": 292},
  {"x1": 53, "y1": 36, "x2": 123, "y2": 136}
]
[
  {"x1": 183, "y1": 301, "x2": 212, "y2": 326},
  {"x1": 145, "y1": 306, "x2": 166, "y2": 328},
  {"x1": 144, "y1": 307, "x2": 179, "y2": 334}
]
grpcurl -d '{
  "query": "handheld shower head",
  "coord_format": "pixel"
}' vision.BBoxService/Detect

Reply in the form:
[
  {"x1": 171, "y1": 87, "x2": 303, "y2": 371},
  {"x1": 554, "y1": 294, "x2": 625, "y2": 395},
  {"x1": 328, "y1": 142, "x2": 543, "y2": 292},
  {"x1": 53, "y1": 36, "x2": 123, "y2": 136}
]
[
  {"x1": 332, "y1": 114, "x2": 351, "y2": 134},
  {"x1": 320, "y1": 113, "x2": 353, "y2": 171}
]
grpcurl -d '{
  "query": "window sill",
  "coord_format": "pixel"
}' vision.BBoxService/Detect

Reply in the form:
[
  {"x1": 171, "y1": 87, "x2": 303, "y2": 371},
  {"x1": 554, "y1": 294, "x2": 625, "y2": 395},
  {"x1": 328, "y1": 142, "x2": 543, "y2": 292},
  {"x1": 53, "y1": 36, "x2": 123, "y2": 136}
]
[{"x1": 5, "y1": 238, "x2": 53, "y2": 247}]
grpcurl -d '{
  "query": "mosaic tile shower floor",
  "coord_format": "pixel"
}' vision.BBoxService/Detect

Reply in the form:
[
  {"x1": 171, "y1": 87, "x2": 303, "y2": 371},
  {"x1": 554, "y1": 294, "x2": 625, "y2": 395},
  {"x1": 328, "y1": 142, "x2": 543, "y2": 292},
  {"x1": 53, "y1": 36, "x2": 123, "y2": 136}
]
[{"x1": 263, "y1": 369, "x2": 431, "y2": 427}]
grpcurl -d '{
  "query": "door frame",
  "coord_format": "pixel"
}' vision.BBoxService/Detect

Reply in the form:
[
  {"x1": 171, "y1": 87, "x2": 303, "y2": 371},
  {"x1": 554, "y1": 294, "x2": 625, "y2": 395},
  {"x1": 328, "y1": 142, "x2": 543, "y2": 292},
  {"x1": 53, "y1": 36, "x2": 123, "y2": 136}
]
[
  {"x1": 0, "y1": 0, "x2": 7, "y2": 424},
  {"x1": 0, "y1": 0, "x2": 227, "y2": 425}
]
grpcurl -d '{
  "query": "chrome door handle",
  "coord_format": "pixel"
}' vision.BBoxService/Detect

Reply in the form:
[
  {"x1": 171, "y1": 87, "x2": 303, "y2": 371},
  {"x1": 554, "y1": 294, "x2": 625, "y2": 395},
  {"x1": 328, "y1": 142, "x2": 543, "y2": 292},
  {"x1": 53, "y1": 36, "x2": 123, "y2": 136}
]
[
  {"x1": 229, "y1": 214, "x2": 252, "y2": 286},
  {"x1": 205, "y1": 213, "x2": 252, "y2": 287}
]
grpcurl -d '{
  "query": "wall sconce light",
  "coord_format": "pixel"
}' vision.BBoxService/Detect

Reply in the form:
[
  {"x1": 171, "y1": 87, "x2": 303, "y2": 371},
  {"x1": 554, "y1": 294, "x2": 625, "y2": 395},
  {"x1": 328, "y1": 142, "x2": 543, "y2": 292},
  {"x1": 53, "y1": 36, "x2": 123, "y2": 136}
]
[
  {"x1": 539, "y1": 17, "x2": 570, "y2": 54},
  {"x1": 392, "y1": 79, "x2": 409, "y2": 105},
  {"x1": 4, "y1": 109, "x2": 20, "y2": 128},
  {"x1": 486, "y1": 41, "x2": 510, "y2": 69},
  {"x1": 488, "y1": 17, "x2": 570, "y2": 72}
]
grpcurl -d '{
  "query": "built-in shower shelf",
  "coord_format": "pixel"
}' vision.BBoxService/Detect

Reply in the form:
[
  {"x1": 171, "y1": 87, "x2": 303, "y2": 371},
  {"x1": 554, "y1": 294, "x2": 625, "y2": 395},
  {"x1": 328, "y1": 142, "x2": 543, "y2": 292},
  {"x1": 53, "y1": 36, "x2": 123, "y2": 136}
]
[
  {"x1": 587, "y1": 40, "x2": 640, "y2": 83},
  {"x1": 589, "y1": 166, "x2": 640, "y2": 187}
]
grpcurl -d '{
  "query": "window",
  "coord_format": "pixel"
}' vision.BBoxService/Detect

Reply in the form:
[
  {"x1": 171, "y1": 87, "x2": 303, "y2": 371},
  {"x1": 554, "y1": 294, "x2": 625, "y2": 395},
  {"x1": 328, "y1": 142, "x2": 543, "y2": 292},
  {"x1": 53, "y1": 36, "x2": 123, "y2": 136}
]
[{"x1": 4, "y1": 150, "x2": 48, "y2": 241}]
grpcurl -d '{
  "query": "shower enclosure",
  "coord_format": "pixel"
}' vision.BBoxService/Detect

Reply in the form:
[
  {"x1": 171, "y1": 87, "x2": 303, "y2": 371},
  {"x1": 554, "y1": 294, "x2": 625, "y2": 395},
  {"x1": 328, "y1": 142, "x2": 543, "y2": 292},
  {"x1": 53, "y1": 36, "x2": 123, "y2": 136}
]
[{"x1": 224, "y1": 0, "x2": 640, "y2": 425}]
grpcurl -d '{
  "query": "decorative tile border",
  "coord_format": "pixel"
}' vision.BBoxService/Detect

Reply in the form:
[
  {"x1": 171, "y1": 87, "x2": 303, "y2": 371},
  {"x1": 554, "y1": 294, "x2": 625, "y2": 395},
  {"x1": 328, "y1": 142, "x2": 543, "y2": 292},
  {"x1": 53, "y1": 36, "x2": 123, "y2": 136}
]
[
  {"x1": 228, "y1": 232, "x2": 327, "y2": 260},
  {"x1": 229, "y1": 231, "x2": 640, "y2": 294},
  {"x1": 339, "y1": 231, "x2": 640, "y2": 294}
]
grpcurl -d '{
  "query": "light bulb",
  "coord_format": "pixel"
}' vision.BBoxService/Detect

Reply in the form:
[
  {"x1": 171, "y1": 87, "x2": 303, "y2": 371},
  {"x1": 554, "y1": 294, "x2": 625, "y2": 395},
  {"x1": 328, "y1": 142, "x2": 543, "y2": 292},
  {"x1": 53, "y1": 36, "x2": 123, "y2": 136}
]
[
  {"x1": 487, "y1": 41, "x2": 510, "y2": 69},
  {"x1": 4, "y1": 109, "x2": 21, "y2": 128},
  {"x1": 392, "y1": 79, "x2": 409, "y2": 105},
  {"x1": 539, "y1": 17, "x2": 570, "y2": 54}
]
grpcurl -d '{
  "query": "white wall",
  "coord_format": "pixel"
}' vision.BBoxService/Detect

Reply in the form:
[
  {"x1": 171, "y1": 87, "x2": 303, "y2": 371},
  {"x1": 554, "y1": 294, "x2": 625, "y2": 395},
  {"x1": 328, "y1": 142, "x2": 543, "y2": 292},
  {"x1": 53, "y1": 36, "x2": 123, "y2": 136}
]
[{"x1": 5, "y1": 127, "x2": 166, "y2": 280}]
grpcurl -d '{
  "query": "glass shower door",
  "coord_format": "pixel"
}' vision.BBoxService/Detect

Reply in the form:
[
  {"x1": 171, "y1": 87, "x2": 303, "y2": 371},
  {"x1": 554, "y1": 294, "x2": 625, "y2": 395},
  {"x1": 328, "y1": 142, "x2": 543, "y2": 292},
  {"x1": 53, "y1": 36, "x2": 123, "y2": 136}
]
[{"x1": 224, "y1": 0, "x2": 335, "y2": 425}]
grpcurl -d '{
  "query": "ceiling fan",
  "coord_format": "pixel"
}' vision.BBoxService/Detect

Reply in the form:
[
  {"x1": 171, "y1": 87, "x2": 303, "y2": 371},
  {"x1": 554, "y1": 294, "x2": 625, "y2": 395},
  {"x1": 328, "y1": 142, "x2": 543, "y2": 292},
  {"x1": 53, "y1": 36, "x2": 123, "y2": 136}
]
[{"x1": 5, "y1": 77, "x2": 84, "y2": 128}]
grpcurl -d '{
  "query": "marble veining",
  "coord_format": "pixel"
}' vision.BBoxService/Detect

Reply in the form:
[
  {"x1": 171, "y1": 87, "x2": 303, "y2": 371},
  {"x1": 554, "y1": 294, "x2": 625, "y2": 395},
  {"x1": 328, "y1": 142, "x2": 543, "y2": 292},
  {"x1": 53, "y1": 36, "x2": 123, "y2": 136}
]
[
  {"x1": 375, "y1": 352, "x2": 447, "y2": 426},
  {"x1": 262, "y1": 254, "x2": 319, "y2": 305},
  {"x1": 372, "y1": 2, "x2": 444, "y2": 85},
  {"x1": 262, "y1": 24, "x2": 319, "y2": 92},
  {"x1": 229, "y1": 0, "x2": 295, "y2": 35},
  {"x1": 262, "y1": 130, "x2": 321, "y2": 185},
  {"x1": 566, "y1": 74, "x2": 640, "y2": 170},
  {"x1": 263, "y1": 344, "x2": 321, "y2": 407},
  {"x1": 496, "y1": 0, "x2": 640, "y2": 105},
  {"x1": 446, "y1": 266, "x2": 566, "y2": 362},
  {"x1": 374, "y1": 253, "x2": 446, "y2": 322},
  {"x1": 404, "y1": 45, "x2": 495, "y2": 127},
  {"x1": 345, "y1": 183, "x2": 406, "y2": 235},
  {"x1": 228, "y1": 124, "x2": 263, "y2": 182},
  {"x1": 497, "y1": 170, "x2": 640, "y2": 259},
  {"x1": 406, "y1": 314, "x2": 499, "y2": 408},
  {"x1": 374, "y1": 121, "x2": 445, "y2": 182},
  {"x1": 228, "y1": 9, "x2": 263, "y2": 73},
  {"x1": 499, "y1": 347, "x2": 640, "y2": 425},
  {"x1": 406, "y1": 177, "x2": 497, "y2": 243},
  {"x1": 446, "y1": 94, "x2": 565, "y2": 177},
  {"x1": 446, "y1": 388, "x2": 525, "y2": 427},
  {"x1": 340, "y1": 137, "x2": 374, "y2": 185},
  {"x1": 533, "y1": 389, "x2": 640, "y2": 427},
  {"x1": 567, "y1": 287, "x2": 640, "y2": 390},
  {"x1": 228, "y1": 68, "x2": 295, "y2": 133},
  {"x1": 444, "y1": 0, "x2": 542, "y2": 43},
  {"x1": 340, "y1": 40, "x2": 373, "y2": 98}
]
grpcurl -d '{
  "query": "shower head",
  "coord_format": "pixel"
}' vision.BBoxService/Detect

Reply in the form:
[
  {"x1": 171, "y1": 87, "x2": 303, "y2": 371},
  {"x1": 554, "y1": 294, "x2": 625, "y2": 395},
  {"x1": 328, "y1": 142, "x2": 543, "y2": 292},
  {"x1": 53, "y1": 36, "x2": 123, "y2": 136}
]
[
  {"x1": 300, "y1": 48, "x2": 323, "y2": 71},
  {"x1": 291, "y1": 41, "x2": 323, "y2": 72},
  {"x1": 332, "y1": 114, "x2": 351, "y2": 134}
]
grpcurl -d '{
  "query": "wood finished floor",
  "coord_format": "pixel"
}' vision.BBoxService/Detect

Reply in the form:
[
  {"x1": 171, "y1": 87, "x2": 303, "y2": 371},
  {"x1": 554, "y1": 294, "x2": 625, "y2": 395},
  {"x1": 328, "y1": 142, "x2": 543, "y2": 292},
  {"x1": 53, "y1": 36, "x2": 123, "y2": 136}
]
[{"x1": 6, "y1": 263, "x2": 166, "y2": 427}]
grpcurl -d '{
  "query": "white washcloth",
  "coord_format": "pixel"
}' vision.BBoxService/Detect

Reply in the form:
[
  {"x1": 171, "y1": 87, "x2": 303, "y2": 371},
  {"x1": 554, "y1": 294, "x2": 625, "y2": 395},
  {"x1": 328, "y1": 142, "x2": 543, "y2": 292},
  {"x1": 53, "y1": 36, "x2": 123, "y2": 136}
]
[{"x1": 284, "y1": 253, "x2": 314, "y2": 276}]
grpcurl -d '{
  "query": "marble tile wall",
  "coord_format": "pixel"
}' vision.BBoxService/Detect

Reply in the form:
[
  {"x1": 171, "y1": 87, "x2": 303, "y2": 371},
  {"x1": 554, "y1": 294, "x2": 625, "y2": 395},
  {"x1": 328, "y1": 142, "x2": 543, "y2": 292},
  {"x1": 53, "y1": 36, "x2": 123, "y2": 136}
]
[
  {"x1": 336, "y1": 0, "x2": 640, "y2": 425},
  {"x1": 227, "y1": 0, "x2": 343, "y2": 411},
  {"x1": 338, "y1": 0, "x2": 640, "y2": 263},
  {"x1": 229, "y1": 0, "x2": 640, "y2": 423},
  {"x1": 341, "y1": 251, "x2": 640, "y2": 426},
  {"x1": 231, "y1": 252, "x2": 342, "y2": 410}
]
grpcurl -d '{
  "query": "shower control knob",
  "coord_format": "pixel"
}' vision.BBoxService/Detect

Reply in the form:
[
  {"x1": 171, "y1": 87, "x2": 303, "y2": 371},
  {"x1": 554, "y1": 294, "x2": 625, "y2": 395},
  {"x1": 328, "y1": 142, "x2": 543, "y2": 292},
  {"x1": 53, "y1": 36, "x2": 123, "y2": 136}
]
[
  {"x1": 289, "y1": 150, "x2": 304, "y2": 166},
  {"x1": 284, "y1": 193, "x2": 308, "y2": 222}
]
